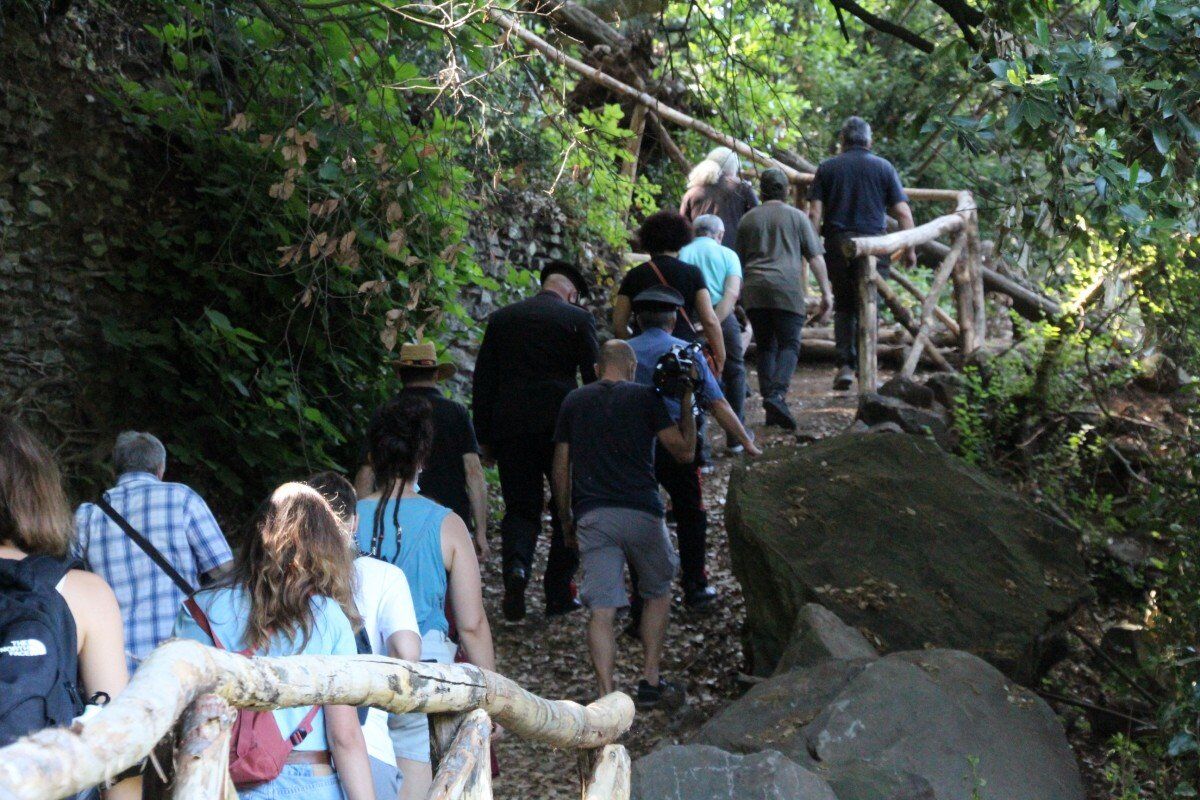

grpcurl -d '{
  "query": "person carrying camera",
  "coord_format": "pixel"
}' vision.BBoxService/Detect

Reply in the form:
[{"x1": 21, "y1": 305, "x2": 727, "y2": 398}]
[
  {"x1": 627, "y1": 286, "x2": 761, "y2": 615},
  {"x1": 551, "y1": 340, "x2": 696, "y2": 709}
]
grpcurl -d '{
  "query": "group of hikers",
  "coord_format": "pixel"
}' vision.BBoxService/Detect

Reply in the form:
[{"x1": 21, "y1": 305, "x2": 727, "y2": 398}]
[{"x1": 0, "y1": 115, "x2": 917, "y2": 800}]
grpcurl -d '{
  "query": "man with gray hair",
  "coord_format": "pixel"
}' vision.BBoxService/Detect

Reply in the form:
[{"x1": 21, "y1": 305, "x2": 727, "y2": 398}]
[
  {"x1": 808, "y1": 116, "x2": 917, "y2": 390},
  {"x1": 75, "y1": 431, "x2": 232, "y2": 673},
  {"x1": 679, "y1": 213, "x2": 748, "y2": 435}
]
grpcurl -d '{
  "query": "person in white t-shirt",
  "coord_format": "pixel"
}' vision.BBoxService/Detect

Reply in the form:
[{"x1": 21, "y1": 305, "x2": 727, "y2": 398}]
[{"x1": 307, "y1": 472, "x2": 421, "y2": 800}]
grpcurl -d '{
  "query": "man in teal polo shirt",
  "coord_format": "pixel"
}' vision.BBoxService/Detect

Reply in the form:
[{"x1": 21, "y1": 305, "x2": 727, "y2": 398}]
[{"x1": 679, "y1": 214, "x2": 747, "y2": 432}]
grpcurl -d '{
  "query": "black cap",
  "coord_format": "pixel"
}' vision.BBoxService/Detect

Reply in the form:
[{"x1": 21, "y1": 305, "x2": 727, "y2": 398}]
[
  {"x1": 632, "y1": 285, "x2": 685, "y2": 311},
  {"x1": 540, "y1": 260, "x2": 591, "y2": 299}
]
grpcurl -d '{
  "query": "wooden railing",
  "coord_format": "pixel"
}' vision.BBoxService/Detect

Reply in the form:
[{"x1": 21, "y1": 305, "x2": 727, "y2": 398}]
[{"x1": 0, "y1": 640, "x2": 634, "y2": 800}]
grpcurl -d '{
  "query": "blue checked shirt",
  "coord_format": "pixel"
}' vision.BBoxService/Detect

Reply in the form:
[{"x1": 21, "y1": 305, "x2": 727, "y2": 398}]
[{"x1": 75, "y1": 472, "x2": 233, "y2": 674}]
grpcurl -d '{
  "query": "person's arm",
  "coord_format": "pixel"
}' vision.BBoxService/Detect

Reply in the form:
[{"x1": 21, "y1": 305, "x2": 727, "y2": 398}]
[
  {"x1": 578, "y1": 315, "x2": 600, "y2": 384},
  {"x1": 612, "y1": 294, "x2": 633, "y2": 339},
  {"x1": 472, "y1": 320, "x2": 500, "y2": 453},
  {"x1": 694, "y1": 289, "x2": 726, "y2": 373},
  {"x1": 808, "y1": 199, "x2": 823, "y2": 231},
  {"x1": 463, "y1": 453, "x2": 489, "y2": 560},
  {"x1": 184, "y1": 492, "x2": 234, "y2": 584},
  {"x1": 376, "y1": 564, "x2": 422, "y2": 661},
  {"x1": 710, "y1": 398, "x2": 761, "y2": 456},
  {"x1": 809, "y1": 254, "x2": 834, "y2": 322},
  {"x1": 714, "y1": 274, "x2": 742, "y2": 322},
  {"x1": 890, "y1": 200, "x2": 918, "y2": 268},
  {"x1": 325, "y1": 705, "x2": 374, "y2": 800},
  {"x1": 551, "y1": 442, "x2": 573, "y2": 546},
  {"x1": 63, "y1": 571, "x2": 141, "y2": 800},
  {"x1": 442, "y1": 515, "x2": 495, "y2": 671},
  {"x1": 656, "y1": 389, "x2": 697, "y2": 463}
]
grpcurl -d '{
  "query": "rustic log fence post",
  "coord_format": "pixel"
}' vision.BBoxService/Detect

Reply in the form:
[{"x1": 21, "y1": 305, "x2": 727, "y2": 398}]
[
  {"x1": 579, "y1": 744, "x2": 631, "y2": 800},
  {"x1": 171, "y1": 694, "x2": 236, "y2": 800},
  {"x1": 901, "y1": 230, "x2": 967, "y2": 378},
  {"x1": 428, "y1": 709, "x2": 492, "y2": 800},
  {"x1": 855, "y1": 255, "x2": 879, "y2": 393}
]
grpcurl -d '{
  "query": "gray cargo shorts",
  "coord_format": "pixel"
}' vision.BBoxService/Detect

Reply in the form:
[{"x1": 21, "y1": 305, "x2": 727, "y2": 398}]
[{"x1": 576, "y1": 506, "x2": 678, "y2": 609}]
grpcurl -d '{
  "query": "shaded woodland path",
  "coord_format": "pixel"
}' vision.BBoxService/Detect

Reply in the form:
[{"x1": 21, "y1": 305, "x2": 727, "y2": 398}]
[{"x1": 483, "y1": 362, "x2": 864, "y2": 799}]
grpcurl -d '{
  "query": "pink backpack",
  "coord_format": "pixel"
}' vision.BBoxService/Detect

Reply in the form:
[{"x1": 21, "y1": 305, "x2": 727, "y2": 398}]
[{"x1": 185, "y1": 599, "x2": 320, "y2": 788}]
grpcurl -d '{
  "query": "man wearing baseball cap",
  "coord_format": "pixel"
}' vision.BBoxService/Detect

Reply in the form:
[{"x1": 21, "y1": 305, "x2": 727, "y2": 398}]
[
  {"x1": 627, "y1": 286, "x2": 760, "y2": 616},
  {"x1": 472, "y1": 260, "x2": 600, "y2": 621}
]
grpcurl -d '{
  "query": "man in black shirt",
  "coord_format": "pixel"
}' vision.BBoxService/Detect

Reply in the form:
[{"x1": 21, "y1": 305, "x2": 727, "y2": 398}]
[
  {"x1": 809, "y1": 116, "x2": 918, "y2": 390},
  {"x1": 552, "y1": 340, "x2": 696, "y2": 707},
  {"x1": 612, "y1": 211, "x2": 726, "y2": 374},
  {"x1": 473, "y1": 260, "x2": 600, "y2": 621},
  {"x1": 357, "y1": 342, "x2": 489, "y2": 557}
]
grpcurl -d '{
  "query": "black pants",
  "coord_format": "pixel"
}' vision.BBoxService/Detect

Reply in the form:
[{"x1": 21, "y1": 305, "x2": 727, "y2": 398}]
[
  {"x1": 720, "y1": 313, "x2": 747, "y2": 421},
  {"x1": 746, "y1": 307, "x2": 805, "y2": 401},
  {"x1": 494, "y1": 436, "x2": 578, "y2": 603},
  {"x1": 825, "y1": 232, "x2": 887, "y2": 369}
]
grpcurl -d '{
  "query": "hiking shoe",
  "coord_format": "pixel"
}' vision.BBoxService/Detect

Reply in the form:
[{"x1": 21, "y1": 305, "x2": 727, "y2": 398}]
[
  {"x1": 763, "y1": 397, "x2": 797, "y2": 431},
  {"x1": 833, "y1": 366, "x2": 855, "y2": 391},
  {"x1": 636, "y1": 678, "x2": 686, "y2": 710},
  {"x1": 684, "y1": 585, "x2": 718, "y2": 612},
  {"x1": 545, "y1": 596, "x2": 583, "y2": 617},
  {"x1": 502, "y1": 568, "x2": 528, "y2": 622}
]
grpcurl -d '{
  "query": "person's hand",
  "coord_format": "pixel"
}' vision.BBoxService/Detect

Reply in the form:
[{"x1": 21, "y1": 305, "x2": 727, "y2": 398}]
[
  {"x1": 744, "y1": 439, "x2": 763, "y2": 457},
  {"x1": 479, "y1": 445, "x2": 496, "y2": 469},
  {"x1": 817, "y1": 290, "x2": 833, "y2": 324},
  {"x1": 905, "y1": 245, "x2": 918, "y2": 269}
]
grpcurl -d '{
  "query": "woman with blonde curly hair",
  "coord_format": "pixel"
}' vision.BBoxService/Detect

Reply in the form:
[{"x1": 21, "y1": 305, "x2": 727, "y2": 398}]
[
  {"x1": 173, "y1": 482, "x2": 373, "y2": 800},
  {"x1": 679, "y1": 146, "x2": 759, "y2": 252}
]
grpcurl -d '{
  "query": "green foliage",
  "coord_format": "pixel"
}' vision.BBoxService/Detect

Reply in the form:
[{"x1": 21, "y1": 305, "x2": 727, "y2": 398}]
[{"x1": 101, "y1": 0, "x2": 492, "y2": 506}]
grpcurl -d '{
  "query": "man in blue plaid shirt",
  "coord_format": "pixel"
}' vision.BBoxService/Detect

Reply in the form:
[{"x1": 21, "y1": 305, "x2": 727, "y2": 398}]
[{"x1": 75, "y1": 431, "x2": 233, "y2": 674}]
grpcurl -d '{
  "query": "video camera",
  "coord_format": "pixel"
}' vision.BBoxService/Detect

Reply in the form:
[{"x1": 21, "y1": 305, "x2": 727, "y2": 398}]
[{"x1": 653, "y1": 342, "x2": 703, "y2": 401}]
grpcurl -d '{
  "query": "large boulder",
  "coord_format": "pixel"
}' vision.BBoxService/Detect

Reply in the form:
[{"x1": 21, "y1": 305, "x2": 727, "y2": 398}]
[
  {"x1": 727, "y1": 433, "x2": 1090, "y2": 682},
  {"x1": 697, "y1": 650, "x2": 1085, "y2": 800},
  {"x1": 632, "y1": 745, "x2": 838, "y2": 800}
]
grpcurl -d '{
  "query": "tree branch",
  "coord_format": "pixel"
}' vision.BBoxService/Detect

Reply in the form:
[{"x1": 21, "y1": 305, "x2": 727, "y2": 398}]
[{"x1": 827, "y1": 0, "x2": 935, "y2": 53}]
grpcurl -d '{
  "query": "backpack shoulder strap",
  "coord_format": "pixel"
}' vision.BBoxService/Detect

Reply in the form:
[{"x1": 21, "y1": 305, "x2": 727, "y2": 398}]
[
  {"x1": 0, "y1": 555, "x2": 73, "y2": 593},
  {"x1": 97, "y1": 496, "x2": 196, "y2": 598},
  {"x1": 646, "y1": 259, "x2": 696, "y2": 329},
  {"x1": 287, "y1": 704, "x2": 322, "y2": 747}
]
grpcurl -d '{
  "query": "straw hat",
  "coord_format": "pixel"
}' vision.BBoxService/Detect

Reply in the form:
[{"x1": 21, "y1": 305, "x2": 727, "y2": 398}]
[{"x1": 396, "y1": 342, "x2": 456, "y2": 380}]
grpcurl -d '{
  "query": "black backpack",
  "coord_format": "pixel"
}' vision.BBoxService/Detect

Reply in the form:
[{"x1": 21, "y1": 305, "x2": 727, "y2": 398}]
[{"x1": 0, "y1": 555, "x2": 83, "y2": 747}]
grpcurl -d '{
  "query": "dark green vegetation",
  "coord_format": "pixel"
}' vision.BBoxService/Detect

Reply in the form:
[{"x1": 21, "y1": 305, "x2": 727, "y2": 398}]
[{"x1": 2, "y1": 0, "x2": 1198, "y2": 794}]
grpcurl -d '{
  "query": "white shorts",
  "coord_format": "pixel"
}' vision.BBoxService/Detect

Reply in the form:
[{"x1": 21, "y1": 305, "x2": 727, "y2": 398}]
[{"x1": 388, "y1": 630, "x2": 458, "y2": 763}]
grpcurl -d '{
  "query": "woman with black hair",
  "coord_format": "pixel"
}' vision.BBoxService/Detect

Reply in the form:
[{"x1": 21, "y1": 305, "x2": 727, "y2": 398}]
[
  {"x1": 355, "y1": 394, "x2": 494, "y2": 800},
  {"x1": 612, "y1": 210, "x2": 726, "y2": 374}
]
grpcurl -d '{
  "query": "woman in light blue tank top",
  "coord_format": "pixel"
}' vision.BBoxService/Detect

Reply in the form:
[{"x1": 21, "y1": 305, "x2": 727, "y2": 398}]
[{"x1": 356, "y1": 394, "x2": 494, "y2": 800}]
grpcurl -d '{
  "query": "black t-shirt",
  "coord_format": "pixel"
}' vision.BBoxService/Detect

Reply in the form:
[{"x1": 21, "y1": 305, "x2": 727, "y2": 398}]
[
  {"x1": 617, "y1": 255, "x2": 708, "y2": 340},
  {"x1": 401, "y1": 386, "x2": 479, "y2": 528},
  {"x1": 807, "y1": 147, "x2": 908, "y2": 236},
  {"x1": 553, "y1": 380, "x2": 674, "y2": 517}
]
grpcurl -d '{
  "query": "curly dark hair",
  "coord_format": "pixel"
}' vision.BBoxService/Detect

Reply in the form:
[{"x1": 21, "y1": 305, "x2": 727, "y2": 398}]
[{"x1": 638, "y1": 210, "x2": 694, "y2": 254}]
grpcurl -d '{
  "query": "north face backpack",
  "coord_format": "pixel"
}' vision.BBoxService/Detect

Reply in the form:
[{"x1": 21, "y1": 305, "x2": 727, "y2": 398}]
[{"x1": 0, "y1": 555, "x2": 83, "y2": 747}]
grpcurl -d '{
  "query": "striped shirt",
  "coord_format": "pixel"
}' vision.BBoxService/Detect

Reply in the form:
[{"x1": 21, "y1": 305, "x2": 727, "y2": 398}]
[{"x1": 75, "y1": 472, "x2": 232, "y2": 673}]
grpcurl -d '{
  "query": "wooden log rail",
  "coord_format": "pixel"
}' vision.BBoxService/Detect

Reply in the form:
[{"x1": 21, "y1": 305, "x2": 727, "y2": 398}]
[{"x1": 0, "y1": 640, "x2": 634, "y2": 800}]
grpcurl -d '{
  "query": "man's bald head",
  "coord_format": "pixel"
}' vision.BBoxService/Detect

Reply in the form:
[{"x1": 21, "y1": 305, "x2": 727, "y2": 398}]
[
  {"x1": 597, "y1": 339, "x2": 637, "y2": 381},
  {"x1": 542, "y1": 272, "x2": 579, "y2": 303}
]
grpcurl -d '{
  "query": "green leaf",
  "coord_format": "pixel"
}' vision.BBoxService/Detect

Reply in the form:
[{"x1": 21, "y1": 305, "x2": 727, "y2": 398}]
[{"x1": 26, "y1": 199, "x2": 51, "y2": 218}]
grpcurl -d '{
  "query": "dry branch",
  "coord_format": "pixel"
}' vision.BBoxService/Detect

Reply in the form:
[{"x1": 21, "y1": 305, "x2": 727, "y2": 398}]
[
  {"x1": 902, "y1": 231, "x2": 966, "y2": 376},
  {"x1": 0, "y1": 641, "x2": 633, "y2": 800},
  {"x1": 172, "y1": 695, "x2": 236, "y2": 800},
  {"x1": 429, "y1": 709, "x2": 493, "y2": 800},
  {"x1": 875, "y1": 277, "x2": 956, "y2": 372},
  {"x1": 581, "y1": 745, "x2": 631, "y2": 800}
]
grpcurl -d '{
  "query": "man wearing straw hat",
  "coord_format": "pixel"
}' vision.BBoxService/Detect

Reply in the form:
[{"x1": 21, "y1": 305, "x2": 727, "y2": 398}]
[
  {"x1": 473, "y1": 260, "x2": 600, "y2": 622},
  {"x1": 357, "y1": 342, "x2": 489, "y2": 559}
]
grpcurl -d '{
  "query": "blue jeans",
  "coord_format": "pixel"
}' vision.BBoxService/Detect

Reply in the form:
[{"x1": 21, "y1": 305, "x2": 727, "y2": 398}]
[
  {"x1": 746, "y1": 307, "x2": 805, "y2": 402},
  {"x1": 238, "y1": 765, "x2": 343, "y2": 800},
  {"x1": 720, "y1": 312, "x2": 747, "y2": 421}
]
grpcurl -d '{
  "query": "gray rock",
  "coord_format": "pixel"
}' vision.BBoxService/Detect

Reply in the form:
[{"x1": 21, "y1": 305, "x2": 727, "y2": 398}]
[
  {"x1": 632, "y1": 745, "x2": 837, "y2": 800},
  {"x1": 855, "y1": 393, "x2": 953, "y2": 450},
  {"x1": 878, "y1": 376, "x2": 935, "y2": 408},
  {"x1": 775, "y1": 604, "x2": 879, "y2": 674},
  {"x1": 726, "y1": 434, "x2": 1091, "y2": 682},
  {"x1": 700, "y1": 650, "x2": 1084, "y2": 800},
  {"x1": 825, "y1": 763, "x2": 935, "y2": 800},
  {"x1": 923, "y1": 372, "x2": 966, "y2": 410}
]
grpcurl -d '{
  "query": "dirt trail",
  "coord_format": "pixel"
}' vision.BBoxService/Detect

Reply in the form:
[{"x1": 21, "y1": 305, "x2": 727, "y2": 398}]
[{"x1": 483, "y1": 363, "x2": 859, "y2": 798}]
